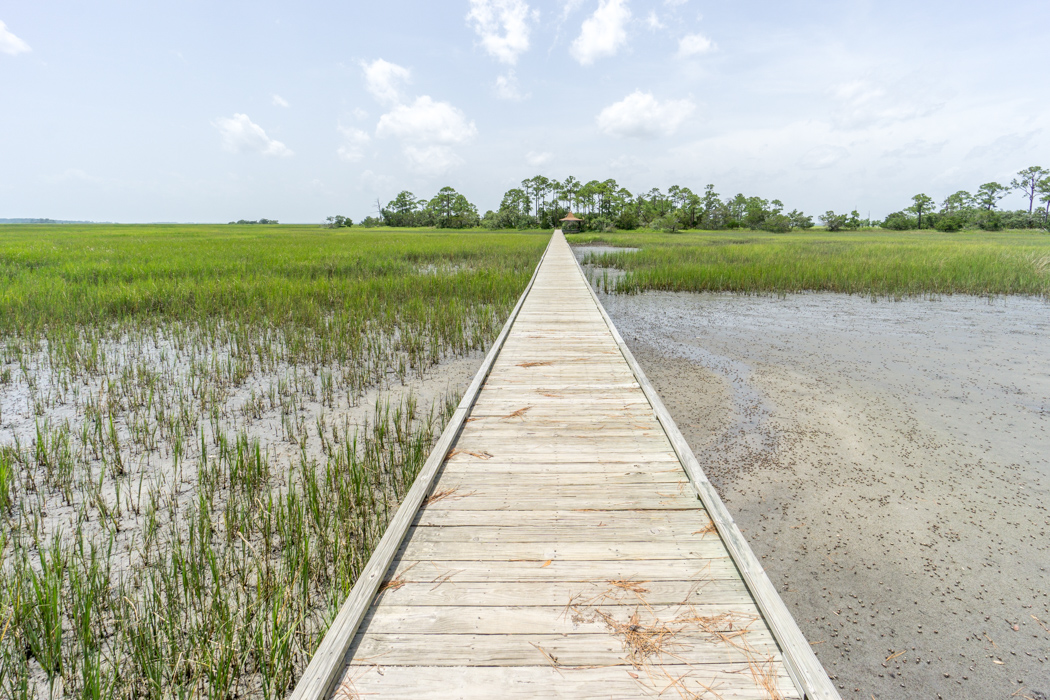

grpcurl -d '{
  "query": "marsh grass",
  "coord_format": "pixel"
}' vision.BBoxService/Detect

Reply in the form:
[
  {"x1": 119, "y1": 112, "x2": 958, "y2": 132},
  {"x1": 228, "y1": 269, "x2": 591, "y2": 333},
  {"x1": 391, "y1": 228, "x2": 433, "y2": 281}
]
[
  {"x1": 572, "y1": 229, "x2": 1050, "y2": 298},
  {"x1": 0, "y1": 224, "x2": 546, "y2": 698}
]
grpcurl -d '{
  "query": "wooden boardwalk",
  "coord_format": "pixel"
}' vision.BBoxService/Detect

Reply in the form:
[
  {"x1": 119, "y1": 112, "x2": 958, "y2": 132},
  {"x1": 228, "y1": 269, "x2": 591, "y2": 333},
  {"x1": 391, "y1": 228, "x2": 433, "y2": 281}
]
[{"x1": 291, "y1": 232, "x2": 839, "y2": 700}]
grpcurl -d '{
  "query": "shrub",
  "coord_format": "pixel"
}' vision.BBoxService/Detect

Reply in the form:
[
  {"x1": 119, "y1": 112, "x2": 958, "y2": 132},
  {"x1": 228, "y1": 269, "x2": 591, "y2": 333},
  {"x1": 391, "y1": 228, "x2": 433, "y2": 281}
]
[
  {"x1": 820, "y1": 211, "x2": 848, "y2": 232},
  {"x1": 615, "y1": 209, "x2": 639, "y2": 230},
  {"x1": 587, "y1": 215, "x2": 616, "y2": 233},
  {"x1": 935, "y1": 214, "x2": 965, "y2": 232},
  {"x1": 881, "y1": 212, "x2": 915, "y2": 230},
  {"x1": 762, "y1": 214, "x2": 792, "y2": 233}
]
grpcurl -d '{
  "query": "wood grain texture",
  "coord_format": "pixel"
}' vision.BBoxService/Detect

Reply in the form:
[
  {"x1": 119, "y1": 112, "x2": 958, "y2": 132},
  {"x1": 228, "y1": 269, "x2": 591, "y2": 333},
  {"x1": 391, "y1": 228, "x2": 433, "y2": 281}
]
[
  {"x1": 347, "y1": 631, "x2": 783, "y2": 666},
  {"x1": 332, "y1": 666, "x2": 798, "y2": 700},
  {"x1": 297, "y1": 231, "x2": 833, "y2": 700}
]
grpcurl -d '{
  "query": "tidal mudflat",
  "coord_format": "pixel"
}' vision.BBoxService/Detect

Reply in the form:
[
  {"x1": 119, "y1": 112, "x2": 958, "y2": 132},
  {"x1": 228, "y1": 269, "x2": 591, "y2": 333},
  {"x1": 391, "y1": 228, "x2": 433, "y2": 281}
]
[{"x1": 599, "y1": 289, "x2": 1050, "y2": 700}]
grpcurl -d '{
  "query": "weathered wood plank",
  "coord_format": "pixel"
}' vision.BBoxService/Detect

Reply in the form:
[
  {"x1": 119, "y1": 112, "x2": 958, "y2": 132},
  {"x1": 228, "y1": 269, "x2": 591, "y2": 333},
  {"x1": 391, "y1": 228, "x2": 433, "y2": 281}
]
[
  {"x1": 417, "y1": 496, "x2": 701, "y2": 511},
  {"x1": 348, "y1": 632, "x2": 783, "y2": 667},
  {"x1": 432, "y1": 471, "x2": 689, "y2": 486},
  {"x1": 372, "y1": 580, "x2": 755, "y2": 607},
  {"x1": 398, "y1": 539, "x2": 729, "y2": 562},
  {"x1": 421, "y1": 482, "x2": 696, "y2": 499},
  {"x1": 385, "y1": 558, "x2": 745, "y2": 583},
  {"x1": 333, "y1": 665, "x2": 800, "y2": 699},
  {"x1": 438, "y1": 462, "x2": 685, "y2": 475},
  {"x1": 413, "y1": 508, "x2": 706, "y2": 528},
  {"x1": 356, "y1": 604, "x2": 763, "y2": 636},
  {"x1": 403, "y1": 522, "x2": 717, "y2": 544},
  {"x1": 443, "y1": 453, "x2": 682, "y2": 465}
]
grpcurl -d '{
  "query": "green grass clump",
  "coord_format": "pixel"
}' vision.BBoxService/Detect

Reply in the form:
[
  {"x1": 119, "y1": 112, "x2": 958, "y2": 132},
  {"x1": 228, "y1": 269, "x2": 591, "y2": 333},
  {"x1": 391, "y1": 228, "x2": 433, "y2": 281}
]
[{"x1": 571, "y1": 229, "x2": 1050, "y2": 298}]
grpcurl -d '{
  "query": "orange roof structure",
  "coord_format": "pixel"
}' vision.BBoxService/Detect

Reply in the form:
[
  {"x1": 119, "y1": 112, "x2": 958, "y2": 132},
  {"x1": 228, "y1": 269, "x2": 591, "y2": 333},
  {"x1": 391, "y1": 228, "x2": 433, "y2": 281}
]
[{"x1": 560, "y1": 212, "x2": 583, "y2": 221}]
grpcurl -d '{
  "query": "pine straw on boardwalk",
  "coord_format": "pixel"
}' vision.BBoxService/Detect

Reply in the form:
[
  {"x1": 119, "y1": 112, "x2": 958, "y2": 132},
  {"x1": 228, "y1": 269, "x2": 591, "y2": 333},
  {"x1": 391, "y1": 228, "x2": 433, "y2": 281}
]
[{"x1": 559, "y1": 576, "x2": 787, "y2": 700}]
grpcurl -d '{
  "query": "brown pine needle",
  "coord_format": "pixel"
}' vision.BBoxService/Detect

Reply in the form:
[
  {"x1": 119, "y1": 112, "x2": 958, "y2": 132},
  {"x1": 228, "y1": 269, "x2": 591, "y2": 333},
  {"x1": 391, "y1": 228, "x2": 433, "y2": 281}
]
[
  {"x1": 428, "y1": 569, "x2": 461, "y2": 590},
  {"x1": 379, "y1": 576, "x2": 406, "y2": 592},
  {"x1": 423, "y1": 487, "x2": 476, "y2": 505},
  {"x1": 608, "y1": 579, "x2": 650, "y2": 594},
  {"x1": 529, "y1": 641, "x2": 562, "y2": 672},
  {"x1": 445, "y1": 448, "x2": 492, "y2": 460},
  {"x1": 379, "y1": 563, "x2": 417, "y2": 592},
  {"x1": 501, "y1": 406, "x2": 531, "y2": 419},
  {"x1": 518, "y1": 360, "x2": 553, "y2": 367},
  {"x1": 692, "y1": 522, "x2": 718, "y2": 536}
]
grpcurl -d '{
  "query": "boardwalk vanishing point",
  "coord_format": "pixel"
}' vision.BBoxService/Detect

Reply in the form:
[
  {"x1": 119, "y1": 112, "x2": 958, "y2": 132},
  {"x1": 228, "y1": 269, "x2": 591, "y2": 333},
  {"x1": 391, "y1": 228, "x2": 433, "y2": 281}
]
[{"x1": 291, "y1": 231, "x2": 840, "y2": 700}]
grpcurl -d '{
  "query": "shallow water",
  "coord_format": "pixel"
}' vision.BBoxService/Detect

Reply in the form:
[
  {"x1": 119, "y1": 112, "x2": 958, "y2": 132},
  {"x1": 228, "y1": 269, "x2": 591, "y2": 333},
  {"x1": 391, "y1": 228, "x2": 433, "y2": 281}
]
[{"x1": 569, "y1": 245, "x2": 639, "y2": 259}]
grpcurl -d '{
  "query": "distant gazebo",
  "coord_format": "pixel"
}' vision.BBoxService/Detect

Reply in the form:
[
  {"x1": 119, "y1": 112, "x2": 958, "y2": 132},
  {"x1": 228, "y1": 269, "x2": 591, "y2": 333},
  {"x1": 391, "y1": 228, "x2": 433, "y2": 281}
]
[{"x1": 559, "y1": 212, "x2": 584, "y2": 233}]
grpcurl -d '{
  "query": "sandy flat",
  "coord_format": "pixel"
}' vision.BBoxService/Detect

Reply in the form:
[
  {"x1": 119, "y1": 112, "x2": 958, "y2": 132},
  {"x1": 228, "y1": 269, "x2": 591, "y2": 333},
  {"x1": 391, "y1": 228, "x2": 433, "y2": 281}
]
[{"x1": 598, "y1": 290, "x2": 1050, "y2": 700}]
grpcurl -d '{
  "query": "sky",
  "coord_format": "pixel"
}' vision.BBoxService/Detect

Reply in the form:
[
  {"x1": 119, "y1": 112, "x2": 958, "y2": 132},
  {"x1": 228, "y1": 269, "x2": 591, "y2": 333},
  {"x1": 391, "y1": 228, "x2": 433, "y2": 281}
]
[{"x1": 1, "y1": 0, "x2": 1048, "y2": 223}]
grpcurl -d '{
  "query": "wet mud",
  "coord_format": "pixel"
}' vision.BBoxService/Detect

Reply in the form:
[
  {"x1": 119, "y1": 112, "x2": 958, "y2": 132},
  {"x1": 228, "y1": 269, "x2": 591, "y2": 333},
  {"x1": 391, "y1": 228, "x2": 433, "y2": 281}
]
[{"x1": 598, "y1": 289, "x2": 1050, "y2": 699}]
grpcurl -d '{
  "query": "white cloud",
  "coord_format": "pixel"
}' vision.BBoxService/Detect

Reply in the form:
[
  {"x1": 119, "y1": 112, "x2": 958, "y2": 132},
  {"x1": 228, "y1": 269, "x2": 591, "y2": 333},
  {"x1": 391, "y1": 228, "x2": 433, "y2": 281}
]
[
  {"x1": 645, "y1": 11, "x2": 665, "y2": 30},
  {"x1": 664, "y1": 0, "x2": 688, "y2": 6},
  {"x1": 570, "y1": 0, "x2": 630, "y2": 65},
  {"x1": 830, "y1": 79, "x2": 944, "y2": 129},
  {"x1": 608, "y1": 154, "x2": 649, "y2": 174},
  {"x1": 526, "y1": 150, "x2": 552, "y2": 167},
  {"x1": 677, "y1": 32, "x2": 714, "y2": 57},
  {"x1": 403, "y1": 145, "x2": 464, "y2": 176},
  {"x1": 596, "y1": 90, "x2": 694, "y2": 139},
  {"x1": 558, "y1": 0, "x2": 587, "y2": 24},
  {"x1": 358, "y1": 169, "x2": 394, "y2": 193},
  {"x1": 43, "y1": 168, "x2": 105, "y2": 185},
  {"x1": 375, "y1": 96, "x2": 477, "y2": 175},
  {"x1": 494, "y1": 71, "x2": 528, "y2": 100},
  {"x1": 882, "y1": 139, "x2": 947, "y2": 159},
  {"x1": 0, "y1": 20, "x2": 31, "y2": 55},
  {"x1": 466, "y1": 0, "x2": 533, "y2": 65},
  {"x1": 352, "y1": 107, "x2": 369, "y2": 120},
  {"x1": 798, "y1": 145, "x2": 849, "y2": 170},
  {"x1": 965, "y1": 131, "x2": 1038, "y2": 162},
  {"x1": 376, "y1": 96, "x2": 477, "y2": 145},
  {"x1": 337, "y1": 125, "x2": 371, "y2": 162},
  {"x1": 213, "y1": 114, "x2": 293, "y2": 157},
  {"x1": 361, "y1": 58, "x2": 411, "y2": 106},
  {"x1": 272, "y1": 94, "x2": 289, "y2": 108}
]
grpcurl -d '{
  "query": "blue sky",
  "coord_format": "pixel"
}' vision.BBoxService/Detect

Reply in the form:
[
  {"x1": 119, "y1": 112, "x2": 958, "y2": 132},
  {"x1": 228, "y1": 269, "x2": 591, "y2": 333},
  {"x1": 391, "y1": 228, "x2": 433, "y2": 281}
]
[{"x1": 2, "y1": 1, "x2": 1048, "y2": 223}]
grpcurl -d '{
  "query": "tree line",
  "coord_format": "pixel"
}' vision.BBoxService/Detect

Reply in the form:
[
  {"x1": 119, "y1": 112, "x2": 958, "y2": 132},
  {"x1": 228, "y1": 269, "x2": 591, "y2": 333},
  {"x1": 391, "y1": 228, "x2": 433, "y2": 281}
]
[
  {"x1": 879, "y1": 166, "x2": 1050, "y2": 231},
  {"x1": 366, "y1": 177, "x2": 825, "y2": 232},
  {"x1": 347, "y1": 165, "x2": 1050, "y2": 232}
]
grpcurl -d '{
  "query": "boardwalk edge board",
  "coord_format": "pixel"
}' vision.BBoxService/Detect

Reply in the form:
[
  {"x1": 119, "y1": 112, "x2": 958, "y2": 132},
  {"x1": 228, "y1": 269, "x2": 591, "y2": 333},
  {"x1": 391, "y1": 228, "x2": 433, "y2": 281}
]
[
  {"x1": 287, "y1": 235, "x2": 555, "y2": 700},
  {"x1": 571, "y1": 237, "x2": 841, "y2": 700}
]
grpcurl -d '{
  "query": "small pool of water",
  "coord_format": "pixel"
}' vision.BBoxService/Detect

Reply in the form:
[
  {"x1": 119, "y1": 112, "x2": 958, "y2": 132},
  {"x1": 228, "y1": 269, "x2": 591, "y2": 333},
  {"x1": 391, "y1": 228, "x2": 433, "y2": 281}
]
[{"x1": 569, "y1": 245, "x2": 639, "y2": 262}]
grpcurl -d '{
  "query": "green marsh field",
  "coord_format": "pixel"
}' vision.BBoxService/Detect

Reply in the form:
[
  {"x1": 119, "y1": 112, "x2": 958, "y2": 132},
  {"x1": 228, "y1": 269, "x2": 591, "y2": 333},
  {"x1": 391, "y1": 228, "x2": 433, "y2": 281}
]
[
  {"x1": 0, "y1": 224, "x2": 546, "y2": 699},
  {"x1": 570, "y1": 228, "x2": 1050, "y2": 298},
  {"x1": 1, "y1": 223, "x2": 1047, "y2": 699}
]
